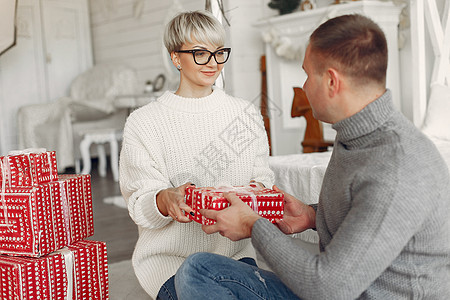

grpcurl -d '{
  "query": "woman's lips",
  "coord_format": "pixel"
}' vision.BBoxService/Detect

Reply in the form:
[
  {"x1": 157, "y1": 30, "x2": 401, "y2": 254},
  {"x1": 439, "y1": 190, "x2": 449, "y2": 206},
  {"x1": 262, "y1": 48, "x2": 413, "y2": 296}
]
[{"x1": 201, "y1": 71, "x2": 217, "y2": 76}]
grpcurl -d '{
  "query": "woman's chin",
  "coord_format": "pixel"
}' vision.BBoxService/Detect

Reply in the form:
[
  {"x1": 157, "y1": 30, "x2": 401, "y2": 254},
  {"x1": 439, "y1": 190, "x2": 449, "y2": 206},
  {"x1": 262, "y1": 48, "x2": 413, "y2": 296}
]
[{"x1": 200, "y1": 78, "x2": 219, "y2": 87}]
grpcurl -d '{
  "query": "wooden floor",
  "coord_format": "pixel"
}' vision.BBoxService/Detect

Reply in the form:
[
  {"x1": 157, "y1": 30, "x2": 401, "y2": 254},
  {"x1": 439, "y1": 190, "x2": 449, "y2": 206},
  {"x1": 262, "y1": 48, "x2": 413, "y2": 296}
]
[{"x1": 64, "y1": 159, "x2": 138, "y2": 264}]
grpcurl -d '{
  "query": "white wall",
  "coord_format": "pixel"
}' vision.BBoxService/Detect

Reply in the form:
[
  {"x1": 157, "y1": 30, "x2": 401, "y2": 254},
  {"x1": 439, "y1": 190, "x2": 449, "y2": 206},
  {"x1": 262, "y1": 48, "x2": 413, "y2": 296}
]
[
  {"x1": 222, "y1": 0, "x2": 276, "y2": 102},
  {"x1": 88, "y1": 0, "x2": 204, "y2": 92}
]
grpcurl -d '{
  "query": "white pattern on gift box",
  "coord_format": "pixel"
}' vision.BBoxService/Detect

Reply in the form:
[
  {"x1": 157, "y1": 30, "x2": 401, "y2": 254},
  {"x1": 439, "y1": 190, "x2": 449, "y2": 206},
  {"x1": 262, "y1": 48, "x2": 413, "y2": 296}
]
[
  {"x1": 0, "y1": 240, "x2": 109, "y2": 299},
  {"x1": 185, "y1": 185, "x2": 284, "y2": 225},
  {"x1": 0, "y1": 175, "x2": 94, "y2": 257},
  {"x1": 0, "y1": 151, "x2": 58, "y2": 188}
]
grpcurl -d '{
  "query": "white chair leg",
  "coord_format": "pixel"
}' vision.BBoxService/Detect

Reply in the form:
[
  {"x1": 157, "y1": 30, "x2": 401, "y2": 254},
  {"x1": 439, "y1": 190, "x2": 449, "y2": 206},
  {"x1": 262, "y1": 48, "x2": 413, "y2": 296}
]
[
  {"x1": 110, "y1": 135, "x2": 119, "y2": 182},
  {"x1": 75, "y1": 159, "x2": 81, "y2": 174},
  {"x1": 80, "y1": 136, "x2": 92, "y2": 175},
  {"x1": 97, "y1": 144, "x2": 107, "y2": 177}
]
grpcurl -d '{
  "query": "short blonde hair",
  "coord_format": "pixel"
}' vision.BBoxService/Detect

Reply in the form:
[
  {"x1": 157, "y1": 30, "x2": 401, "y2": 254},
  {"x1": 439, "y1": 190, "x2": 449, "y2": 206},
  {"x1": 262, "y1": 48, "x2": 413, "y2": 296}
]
[{"x1": 164, "y1": 10, "x2": 226, "y2": 53}]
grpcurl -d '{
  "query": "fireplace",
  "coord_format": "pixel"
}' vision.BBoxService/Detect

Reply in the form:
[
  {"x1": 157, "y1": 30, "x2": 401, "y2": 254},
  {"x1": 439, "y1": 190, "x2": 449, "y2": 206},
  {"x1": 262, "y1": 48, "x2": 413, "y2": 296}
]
[{"x1": 255, "y1": 1, "x2": 403, "y2": 155}]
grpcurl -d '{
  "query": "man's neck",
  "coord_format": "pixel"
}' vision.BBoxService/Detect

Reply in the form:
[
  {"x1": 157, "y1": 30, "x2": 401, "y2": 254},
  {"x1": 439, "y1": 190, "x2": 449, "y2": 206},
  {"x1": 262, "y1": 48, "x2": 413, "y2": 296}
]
[{"x1": 336, "y1": 84, "x2": 386, "y2": 123}]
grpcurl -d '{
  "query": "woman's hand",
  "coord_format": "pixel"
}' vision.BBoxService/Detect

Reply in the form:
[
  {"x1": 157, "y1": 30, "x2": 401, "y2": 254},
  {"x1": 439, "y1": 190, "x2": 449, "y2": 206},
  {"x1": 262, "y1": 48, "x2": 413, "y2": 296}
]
[
  {"x1": 273, "y1": 185, "x2": 316, "y2": 234},
  {"x1": 156, "y1": 182, "x2": 194, "y2": 223},
  {"x1": 249, "y1": 180, "x2": 265, "y2": 188}
]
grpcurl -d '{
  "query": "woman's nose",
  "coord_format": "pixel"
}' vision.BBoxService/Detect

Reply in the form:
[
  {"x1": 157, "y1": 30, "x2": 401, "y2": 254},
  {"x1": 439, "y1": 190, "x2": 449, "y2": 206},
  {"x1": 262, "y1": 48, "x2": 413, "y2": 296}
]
[{"x1": 206, "y1": 55, "x2": 218, "y2": 66}]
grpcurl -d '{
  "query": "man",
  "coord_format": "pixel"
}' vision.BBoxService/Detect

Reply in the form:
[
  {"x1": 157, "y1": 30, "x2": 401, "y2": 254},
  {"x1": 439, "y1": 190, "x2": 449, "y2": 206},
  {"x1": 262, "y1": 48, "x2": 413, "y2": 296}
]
[{"x1": 174, "y1": 14, "x2": 450, "y2": 299}]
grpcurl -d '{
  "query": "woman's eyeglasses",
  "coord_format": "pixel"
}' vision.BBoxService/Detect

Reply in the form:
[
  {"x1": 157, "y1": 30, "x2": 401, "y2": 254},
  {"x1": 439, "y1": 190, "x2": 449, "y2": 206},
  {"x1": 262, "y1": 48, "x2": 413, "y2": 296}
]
[{"x1": 176, "y1": 48, "x2": 231, "y2": 65}]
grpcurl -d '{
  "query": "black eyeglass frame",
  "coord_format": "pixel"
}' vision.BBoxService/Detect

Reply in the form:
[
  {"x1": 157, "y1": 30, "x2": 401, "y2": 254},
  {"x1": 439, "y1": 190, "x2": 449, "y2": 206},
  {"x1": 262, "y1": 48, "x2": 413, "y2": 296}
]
[{"x1": 175, "y1": 48, "x2": 231, "y2": 65}]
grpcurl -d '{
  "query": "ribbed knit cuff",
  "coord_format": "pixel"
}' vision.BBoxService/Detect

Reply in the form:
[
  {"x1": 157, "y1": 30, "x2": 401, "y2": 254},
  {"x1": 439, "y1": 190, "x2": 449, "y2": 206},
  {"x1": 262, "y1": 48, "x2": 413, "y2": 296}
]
[
  {"x1": 134, "y1": 189, "x2": 172, "y2": 228},
  {"x1": 308, "y1": 204, "x2": 317, "y2": 231},
  {"x1": 252, "y1": 218, "x2": 279, "y2": 247}
]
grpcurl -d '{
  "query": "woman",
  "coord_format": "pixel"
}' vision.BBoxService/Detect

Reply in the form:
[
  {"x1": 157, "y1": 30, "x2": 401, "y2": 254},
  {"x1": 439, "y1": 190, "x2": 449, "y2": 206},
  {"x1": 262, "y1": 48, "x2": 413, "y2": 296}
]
[{"x1": 119, "y1": 10, "x2": 274, "y2": 300}]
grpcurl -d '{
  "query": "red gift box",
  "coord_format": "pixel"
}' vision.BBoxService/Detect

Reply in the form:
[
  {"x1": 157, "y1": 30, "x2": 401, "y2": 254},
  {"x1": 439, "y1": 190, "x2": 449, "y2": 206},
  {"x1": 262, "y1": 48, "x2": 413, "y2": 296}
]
[
  {"x1": 0, "y1": 150, "x2": 58, "y2": 188},
  {"x1": 0, "y1": 240, "x2": 109, "y2": 300},
  {"x1": 0, "y1": 174, "x2": 94, "y2": 257},
  {"x1": 58, "y1": 174, "x2": 94, "y2": 243},
  {"x1": 185, "y1": 185, "x2": 284, "y2": 225}
]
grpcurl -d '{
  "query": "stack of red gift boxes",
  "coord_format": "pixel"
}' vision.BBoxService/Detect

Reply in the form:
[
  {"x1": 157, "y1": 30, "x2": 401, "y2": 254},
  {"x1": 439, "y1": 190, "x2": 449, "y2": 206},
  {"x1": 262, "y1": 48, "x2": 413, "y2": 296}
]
[
  {"x1": 0, "y1": 150, "x2": 109, "y2": 299},
  {"x1": 185, "y1": 185, "x2": 284, "y2": 225}
]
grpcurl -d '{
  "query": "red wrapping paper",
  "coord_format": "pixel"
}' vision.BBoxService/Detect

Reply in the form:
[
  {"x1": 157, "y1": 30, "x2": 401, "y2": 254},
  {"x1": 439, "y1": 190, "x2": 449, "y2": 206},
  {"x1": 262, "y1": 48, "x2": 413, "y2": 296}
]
[
  {"x1": 58, "y1": 174, "x2": 94, "y2": 243},
  {"x1": 185, "y1": 185, "x2": 284, "y2": 225},
  {"x1": 0, "y1": 240, "x2": 109, "y2": 300},
  {"x1": 0, "y1": 174, "x2": 94, "y2": 257},
  {"x1": 0, "y1": 151, "x2": 58, "y2": 188}
]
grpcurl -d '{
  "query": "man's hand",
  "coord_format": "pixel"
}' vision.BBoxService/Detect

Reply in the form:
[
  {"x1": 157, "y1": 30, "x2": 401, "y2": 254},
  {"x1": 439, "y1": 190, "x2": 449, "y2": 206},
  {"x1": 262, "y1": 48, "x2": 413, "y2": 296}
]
[
  {"x1": 156, "y1": 182, "x2": 193, "y2": 223},
  {"x1": 273, "y1": 185, "x2": 316, "y2": 234},
  {"x1": 201, "y1": 192, "x2": 261, "y2": 241}
]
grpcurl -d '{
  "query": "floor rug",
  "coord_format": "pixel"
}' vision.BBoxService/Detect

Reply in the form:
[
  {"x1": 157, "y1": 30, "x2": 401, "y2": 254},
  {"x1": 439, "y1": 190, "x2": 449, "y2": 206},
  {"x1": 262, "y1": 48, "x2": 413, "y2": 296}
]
[{"x1": 108, "y1": 259, "x2": 150, "y2": 299}]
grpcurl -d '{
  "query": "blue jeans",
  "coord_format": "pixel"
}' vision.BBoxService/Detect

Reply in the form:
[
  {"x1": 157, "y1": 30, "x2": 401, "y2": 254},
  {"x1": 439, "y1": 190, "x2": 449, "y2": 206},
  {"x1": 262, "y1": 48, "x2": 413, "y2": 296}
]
[
  {"x1": 174, "y1": 252, "x2": 300, "y2": 300},
  {"x1": 156, "y1": 256, "x2": 259, "y2": 300}
]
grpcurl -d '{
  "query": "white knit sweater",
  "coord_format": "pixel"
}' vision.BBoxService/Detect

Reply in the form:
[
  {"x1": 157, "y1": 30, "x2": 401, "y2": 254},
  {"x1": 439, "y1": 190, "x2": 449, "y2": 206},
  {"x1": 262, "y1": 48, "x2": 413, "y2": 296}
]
[{"x1": 119, "y1": 87, "x2": 274, "y2": 299}]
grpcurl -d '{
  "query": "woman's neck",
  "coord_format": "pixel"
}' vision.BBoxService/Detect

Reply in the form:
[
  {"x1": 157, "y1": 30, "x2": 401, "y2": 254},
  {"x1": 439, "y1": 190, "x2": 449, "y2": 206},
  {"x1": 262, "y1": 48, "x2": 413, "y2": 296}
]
[
  {"x1": 159, "y1": 88, "x2": 223, "y2": 113},
  {"x1": 175, "y1": 84, "x2": 213, "y2": 98}
]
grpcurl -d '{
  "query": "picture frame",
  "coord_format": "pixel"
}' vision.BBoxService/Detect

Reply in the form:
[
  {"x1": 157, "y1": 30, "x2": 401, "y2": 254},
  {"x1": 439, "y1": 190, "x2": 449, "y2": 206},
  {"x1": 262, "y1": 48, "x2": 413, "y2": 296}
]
[{"x1": 0, "y1": 0, "x2": 18, "y2": 56}]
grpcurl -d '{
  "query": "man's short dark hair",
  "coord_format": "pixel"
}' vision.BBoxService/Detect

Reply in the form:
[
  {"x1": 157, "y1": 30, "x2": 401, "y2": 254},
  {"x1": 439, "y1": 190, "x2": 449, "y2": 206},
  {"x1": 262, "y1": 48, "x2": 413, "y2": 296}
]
[{"x1": 309, "y1": 14, "x2": 388, "y2": 86}]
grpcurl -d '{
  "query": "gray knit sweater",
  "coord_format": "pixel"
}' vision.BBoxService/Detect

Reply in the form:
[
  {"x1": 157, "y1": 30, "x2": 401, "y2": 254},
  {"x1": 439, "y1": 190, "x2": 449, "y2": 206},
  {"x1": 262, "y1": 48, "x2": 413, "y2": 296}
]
[{"x1": 253, "y1": 90, "x2": 450, "y2": 299}]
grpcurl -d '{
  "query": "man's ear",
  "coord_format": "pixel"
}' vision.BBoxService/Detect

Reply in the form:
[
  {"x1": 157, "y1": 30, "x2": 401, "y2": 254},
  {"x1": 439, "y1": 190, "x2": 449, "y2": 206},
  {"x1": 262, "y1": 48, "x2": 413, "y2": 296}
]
[{"x1": 326, "y1": 68, "x2": 340, "y2": 97}]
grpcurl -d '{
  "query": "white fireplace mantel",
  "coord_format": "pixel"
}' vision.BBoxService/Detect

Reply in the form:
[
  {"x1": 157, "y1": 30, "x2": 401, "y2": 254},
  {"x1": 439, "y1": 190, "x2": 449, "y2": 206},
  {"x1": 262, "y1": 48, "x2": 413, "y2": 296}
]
[{"x1": 254, "y1": 1, "x2": 403, "y2": 156}]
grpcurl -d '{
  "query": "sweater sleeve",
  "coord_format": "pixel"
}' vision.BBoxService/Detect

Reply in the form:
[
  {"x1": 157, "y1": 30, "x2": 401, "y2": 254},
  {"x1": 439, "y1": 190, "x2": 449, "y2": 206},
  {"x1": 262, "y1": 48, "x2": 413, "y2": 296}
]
[
  {"x1": 252, "y1": 152, "x2": 444, "y2": 299},
  {"x1": 119, "y1": 118, "x2": 173, "y2": 229}
]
